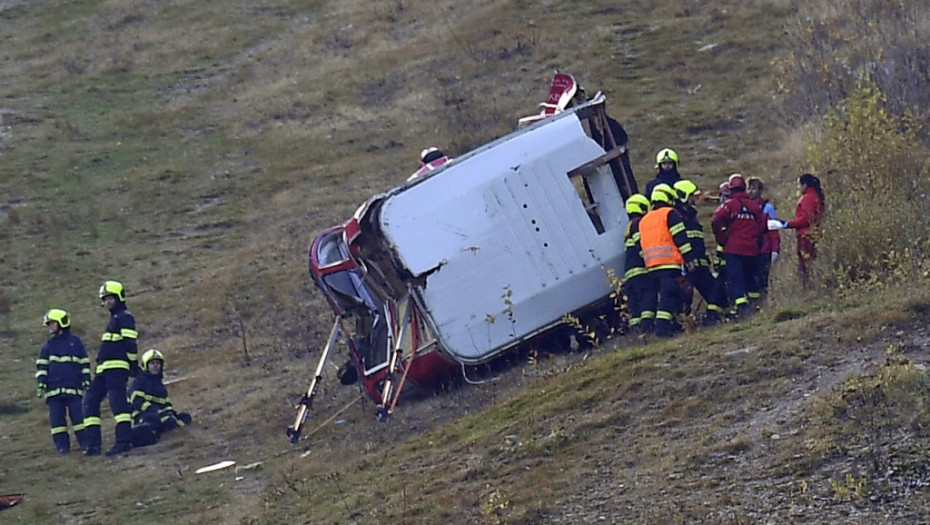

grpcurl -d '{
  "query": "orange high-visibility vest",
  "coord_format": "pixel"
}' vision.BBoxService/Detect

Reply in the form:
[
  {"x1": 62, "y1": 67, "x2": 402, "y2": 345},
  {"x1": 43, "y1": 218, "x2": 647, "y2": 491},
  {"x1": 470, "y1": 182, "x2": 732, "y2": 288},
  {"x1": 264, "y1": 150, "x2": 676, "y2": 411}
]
[{"x1": 640, "y1": 207, "x2": 685, "y2": 268}]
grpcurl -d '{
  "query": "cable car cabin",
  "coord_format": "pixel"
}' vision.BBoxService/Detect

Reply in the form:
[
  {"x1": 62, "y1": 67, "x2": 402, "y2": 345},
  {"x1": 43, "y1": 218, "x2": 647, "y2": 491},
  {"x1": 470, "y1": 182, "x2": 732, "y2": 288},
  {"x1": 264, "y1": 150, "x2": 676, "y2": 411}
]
[{"x1": 290, "y1": 93, "x2": 637, "y2": 440}]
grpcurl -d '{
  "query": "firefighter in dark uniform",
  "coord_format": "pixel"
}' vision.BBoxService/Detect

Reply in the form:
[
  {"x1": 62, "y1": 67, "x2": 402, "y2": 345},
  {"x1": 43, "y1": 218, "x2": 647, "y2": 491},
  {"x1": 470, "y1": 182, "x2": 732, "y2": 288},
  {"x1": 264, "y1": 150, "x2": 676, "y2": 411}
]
[
  {"x1": 639, "y1": 184, "x2": 698, "y2": 337},
  {"x1": 128, "y1": 349, "x2": 192, "y2": 448},
  {"x1": 82, "y1": 281, "x2": 139, "y2": 456},
  {"x1": 710, "y1": 181, "x2": 732, "y2": 316},
  {"x1": 36, "y1": 309, "x2": 91, "y2": 454},
  {"x1": 672, "y1": 180, "x2": 728, "y2": 326},
  {"x1": 621, "y1": 193, "x2": 652, "y2": 334},
  {"x1": 643, "y1": 148, "x2": 683, "y2": 200}
]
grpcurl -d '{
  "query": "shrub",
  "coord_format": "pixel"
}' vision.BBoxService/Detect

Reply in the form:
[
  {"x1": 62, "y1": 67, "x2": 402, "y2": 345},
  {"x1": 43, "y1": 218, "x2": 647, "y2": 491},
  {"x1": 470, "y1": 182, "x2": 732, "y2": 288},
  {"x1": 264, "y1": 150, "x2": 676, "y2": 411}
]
[
  {"x1": 777, "y1": 0, "x2": 930, "y2": 130},
  {"x1": 803, "y1": 78, "x2": 929, "y2": 291}
]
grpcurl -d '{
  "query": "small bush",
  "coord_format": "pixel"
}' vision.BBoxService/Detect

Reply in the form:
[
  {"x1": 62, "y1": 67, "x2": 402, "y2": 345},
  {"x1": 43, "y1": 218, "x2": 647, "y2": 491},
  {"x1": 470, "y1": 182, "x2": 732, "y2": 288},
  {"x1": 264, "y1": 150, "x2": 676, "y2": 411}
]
[
  {"x1": 777, "y1": 0, "x2": 930, "y2": 128},
  {"x1": 803, "y1": 78, "x2": 929, "y2": 291}
]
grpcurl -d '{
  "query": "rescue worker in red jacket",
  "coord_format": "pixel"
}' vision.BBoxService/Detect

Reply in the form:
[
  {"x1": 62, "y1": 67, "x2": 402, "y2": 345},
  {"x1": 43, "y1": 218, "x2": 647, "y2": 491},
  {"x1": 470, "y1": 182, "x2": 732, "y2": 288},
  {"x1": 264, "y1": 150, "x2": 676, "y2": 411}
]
[
  {"x1": 673, "y1": 180, "x2": 728, "y2": 326},
  {"x1": 621, "y1": 193, "x2": 652, "y2": 334},
  {"x1": 711, "y1": 175, "x2": 766, "y2": 317},
  {"x1": 639, "y1": 184, "x2": 697, "y2": 337},
  {"x1": 82, "y1": 281, "x2": 139, "y2": 456},
  {"x1": 36, "y1": 309, "x2": 91, "y2": 454},
  {"x1": 784, "y1": 173, "x2": 825, "y2": 286},
  {"x1": 746, "y1": 176, "x2": 781, "y2": 296},
  {"x1": 129, "y1": 349, "x2": 192, "y2": 448}
]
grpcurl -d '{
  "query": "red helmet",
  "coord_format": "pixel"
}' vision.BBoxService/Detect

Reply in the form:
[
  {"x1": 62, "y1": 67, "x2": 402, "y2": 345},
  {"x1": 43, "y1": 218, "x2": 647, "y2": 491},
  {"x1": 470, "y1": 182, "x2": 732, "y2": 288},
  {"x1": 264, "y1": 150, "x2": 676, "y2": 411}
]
[{"x1": 727, "y1": 173, "x2": 746, "y2": 190}]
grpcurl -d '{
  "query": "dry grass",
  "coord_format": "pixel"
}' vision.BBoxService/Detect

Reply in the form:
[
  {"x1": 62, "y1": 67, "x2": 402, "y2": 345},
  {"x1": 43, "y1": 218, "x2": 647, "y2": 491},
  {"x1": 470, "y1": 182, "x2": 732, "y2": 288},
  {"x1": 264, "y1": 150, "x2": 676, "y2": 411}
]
[{"x1": 2, "y1": 0, "x2": 930, "y2": 523}]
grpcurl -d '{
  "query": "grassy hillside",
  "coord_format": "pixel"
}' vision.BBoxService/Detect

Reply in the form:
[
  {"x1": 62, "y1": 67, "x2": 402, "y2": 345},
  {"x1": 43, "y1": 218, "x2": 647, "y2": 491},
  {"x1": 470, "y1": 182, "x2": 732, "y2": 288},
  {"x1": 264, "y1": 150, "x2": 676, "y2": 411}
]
[{"x1": 2, "y1": 0, "x2": 929, "y2": 523}]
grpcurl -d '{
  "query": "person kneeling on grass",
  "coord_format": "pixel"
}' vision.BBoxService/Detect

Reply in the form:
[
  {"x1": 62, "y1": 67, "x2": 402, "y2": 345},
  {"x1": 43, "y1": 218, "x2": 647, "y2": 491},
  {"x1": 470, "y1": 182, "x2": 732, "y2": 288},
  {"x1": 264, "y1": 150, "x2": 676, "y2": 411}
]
[{"x1": 129, "y1": 349, "x2": 192, "y2": 448}]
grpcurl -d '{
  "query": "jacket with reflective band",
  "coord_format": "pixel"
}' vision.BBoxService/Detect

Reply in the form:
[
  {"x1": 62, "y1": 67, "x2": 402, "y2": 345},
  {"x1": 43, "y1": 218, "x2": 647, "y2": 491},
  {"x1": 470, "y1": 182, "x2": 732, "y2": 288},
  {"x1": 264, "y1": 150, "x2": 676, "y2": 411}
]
[
  {"x1": 787, "y1": 187, "x2": 825, "y2": 241},
  {"x1": 129, "y1": 371, "x2": 182, "y2": 425},
  {"x1": 640, "y1": 206, "x2": 691, "y2": 269},
  {"x1": 711, "y1": 192, "x2": 766, "y2": 257},
  {"x1": 36, "y1": 329, "x2": 90, "y2": 397},
  {"x1": 96, "y1": 302, "x2": 138, "y2": 373},
  {"x1": 622, "y1": 216, "x2": 647, "y2": 280},
  {"x1": 676, "y1": 204, "x2": 711, "y2": 266}
]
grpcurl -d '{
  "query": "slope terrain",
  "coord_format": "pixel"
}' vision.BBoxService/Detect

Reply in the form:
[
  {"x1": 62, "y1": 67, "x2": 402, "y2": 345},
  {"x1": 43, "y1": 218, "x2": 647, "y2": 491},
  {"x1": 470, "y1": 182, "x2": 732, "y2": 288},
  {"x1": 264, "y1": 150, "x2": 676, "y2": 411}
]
[{"x1": 2, "y1": 1, "x2": 928, "y2": 523}]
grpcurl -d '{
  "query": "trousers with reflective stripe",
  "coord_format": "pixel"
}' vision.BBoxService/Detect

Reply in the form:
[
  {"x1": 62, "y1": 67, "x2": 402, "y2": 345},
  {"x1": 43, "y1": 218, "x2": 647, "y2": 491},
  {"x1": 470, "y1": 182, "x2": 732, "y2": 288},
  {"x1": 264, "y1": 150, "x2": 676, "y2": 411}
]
[
  {"x1": 82, "y1": 369, "x2": 132, "y2": 447},
  {"x1": 46, "y1": 395, "x2": 87, "y2": 452}
]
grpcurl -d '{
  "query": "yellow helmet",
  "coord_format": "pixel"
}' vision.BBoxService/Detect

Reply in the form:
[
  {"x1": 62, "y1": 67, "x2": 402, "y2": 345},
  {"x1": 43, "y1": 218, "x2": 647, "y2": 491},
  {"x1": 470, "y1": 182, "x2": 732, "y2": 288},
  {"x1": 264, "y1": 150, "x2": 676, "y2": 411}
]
[
  {"x1": 625, "y1": 193, "x2": 650, "y2": 216},
  {"x1": 44, "y1": 308, "x2": 70, "y2": 329},
  {"x1": 650, "y1": 183, "x2": 677, "y2": 205},
  {"x1": 654, "y1": 148, "x2": 679, "y2": 168},
  {"x1": 99, "y1": 280, "x2": 125, "y2": 302},
  {"x1": 141, "y1": 349, "x2": 165, "y2": 369},
  {"x1": 673, "y1": 180, "x2": 700, "y2": 202}
]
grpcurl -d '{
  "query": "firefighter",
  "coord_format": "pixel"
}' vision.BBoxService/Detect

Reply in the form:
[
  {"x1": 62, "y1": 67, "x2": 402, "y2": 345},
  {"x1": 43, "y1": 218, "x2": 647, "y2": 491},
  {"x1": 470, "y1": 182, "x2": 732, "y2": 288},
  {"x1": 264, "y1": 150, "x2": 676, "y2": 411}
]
[
  {"x1": 710, "y1": 181, "x2": 731, "y2": 314},
  {"x1": 128, "y1": 349, "x2": 192, "y2": 448},
  {"x1": 36, "y1": 309, "x2": 90, "y2": 454},
  {"x1": 746, "y1": 176, "x2": 780, "y2": 295},
  {"x1": 643, "y1": 148, "x2": 682, "y2": 198},
  {"x1": 673, "y1": 180, "x2": 728, "y2": 326},
  {"x1": 711, "y1": 175, "x2": 766, "y2": 318},
  {"x1": 639, "y1": 184, "x2": 697, "y2": 337},
  {"x1": 82, "y1": 281, "x2": 139, "y2": 456},
  {"x1": 621, "y1": 193, "x2": 652, "y2": 334}
]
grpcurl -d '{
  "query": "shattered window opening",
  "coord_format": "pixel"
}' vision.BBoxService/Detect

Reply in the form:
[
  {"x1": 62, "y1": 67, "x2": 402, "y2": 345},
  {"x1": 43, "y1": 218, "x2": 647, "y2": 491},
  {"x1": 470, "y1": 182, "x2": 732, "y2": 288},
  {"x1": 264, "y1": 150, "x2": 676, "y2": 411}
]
[{"x1": 569, "y1": 170, "x2": 606, "y2": 234}]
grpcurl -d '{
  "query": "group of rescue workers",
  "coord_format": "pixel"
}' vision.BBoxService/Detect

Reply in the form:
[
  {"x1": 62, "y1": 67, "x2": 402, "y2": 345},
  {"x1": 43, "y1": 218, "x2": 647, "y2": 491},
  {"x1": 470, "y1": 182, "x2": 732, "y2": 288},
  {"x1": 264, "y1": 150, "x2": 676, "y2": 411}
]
[
  {"x1": 35, "y1": 281, "x2": 190, "y2": 456},
  {"x1": 622, "y1": 148, "x2": 825, "y2": 337}
]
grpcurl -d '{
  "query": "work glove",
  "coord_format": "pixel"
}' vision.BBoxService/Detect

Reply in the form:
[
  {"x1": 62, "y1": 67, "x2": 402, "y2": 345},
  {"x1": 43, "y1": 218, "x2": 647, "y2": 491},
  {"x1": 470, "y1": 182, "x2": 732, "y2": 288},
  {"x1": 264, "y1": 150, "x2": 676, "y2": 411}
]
[
  {"x1": 771, "y1": 251, "x2": 779, "y2": 264},
  {"x1": 82, "y1": 379, "x2": 91, "y2": 391},
  {"x1": 767, "y1": 219, "x2": 786, "y2": 230},
  {"x1": 36, "y1": 385, "x2": 46, "y2": 398}
]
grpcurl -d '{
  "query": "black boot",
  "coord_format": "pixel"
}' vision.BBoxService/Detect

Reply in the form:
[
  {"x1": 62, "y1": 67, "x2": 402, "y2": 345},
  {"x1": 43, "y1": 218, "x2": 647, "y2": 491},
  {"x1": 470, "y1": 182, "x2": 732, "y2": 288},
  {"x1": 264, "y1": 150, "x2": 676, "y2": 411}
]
[
  {"x1": 105, "y1": 442, "x2": 132, "y2": 457},
  {"x1": 83, "y1": 445, "x2": 101, "y2": 456},
  {"x1": 702, "y1": 311, "x2": 722, "y2": 327}
]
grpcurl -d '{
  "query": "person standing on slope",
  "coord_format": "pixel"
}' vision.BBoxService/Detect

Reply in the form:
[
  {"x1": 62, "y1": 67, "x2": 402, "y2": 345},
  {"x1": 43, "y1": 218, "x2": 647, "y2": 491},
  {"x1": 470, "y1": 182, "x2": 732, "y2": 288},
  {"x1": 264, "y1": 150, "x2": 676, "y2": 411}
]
[
  {"x1": 711, "y1": 175, "x2": 766, "y2": 318},
  {"x1": 746, "y1": 176, "x2": 780, "y2": 297},
  {"x1": 640, "y1": 184, "x2": 697, "y2": 337},
  {"x1": 36, "y1": 309, "x2": 91, "y2": 454},
  {"x1": 673, "y1": 180, "x2": 728, "y2": 326},
  {"x1": 83, "y1": 280, "x2": 139, "y2": 457},
  {"x1": 783, "y1": 173, "x2": 825, "y2": 286},
  {"x1": 643, "y1": 148, "x2": 682, "y2": 199},
  {"x1": 621, "y1": 193, "x2": 652, "y2": 334}
]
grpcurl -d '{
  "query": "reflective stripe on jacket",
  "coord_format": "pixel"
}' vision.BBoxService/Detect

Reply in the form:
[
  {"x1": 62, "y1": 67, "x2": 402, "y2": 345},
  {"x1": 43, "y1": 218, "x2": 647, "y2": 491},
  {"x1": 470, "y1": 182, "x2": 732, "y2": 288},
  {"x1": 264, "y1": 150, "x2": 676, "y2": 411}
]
[
  {"x1": 640, "y1": 206, "x2": 686, "y2": 269},
  {"x1": 36, "y1": 329, "x2": 90, "y2": 397},
  {"x1": 96, "y1": 303, "x2": 138, "y2": 374},
  {"x1": 129, "y1": 371, "x2": 183, "y2": 426},
  {"x1": 622, "y1": 216, "x2": 647, "y2": 280}
]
